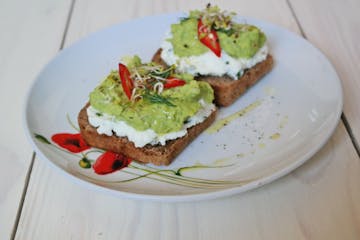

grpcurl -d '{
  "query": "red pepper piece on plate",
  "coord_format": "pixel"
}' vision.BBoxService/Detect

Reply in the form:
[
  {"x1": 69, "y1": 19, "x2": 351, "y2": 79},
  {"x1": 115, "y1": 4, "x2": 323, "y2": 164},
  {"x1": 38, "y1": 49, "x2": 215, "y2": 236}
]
[
  {"x1": 93, "y1": 151, "x2": 132, "y2": 175},
  {"x1": 51, "y1": 133, "x2": 90, "y2": 153}
]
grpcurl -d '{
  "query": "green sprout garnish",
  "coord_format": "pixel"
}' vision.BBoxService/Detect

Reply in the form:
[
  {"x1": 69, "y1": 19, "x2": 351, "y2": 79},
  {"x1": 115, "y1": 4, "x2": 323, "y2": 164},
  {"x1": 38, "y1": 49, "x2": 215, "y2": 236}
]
[{"x1": 189, "y1": 4, "x2": 236, "y2": 32}]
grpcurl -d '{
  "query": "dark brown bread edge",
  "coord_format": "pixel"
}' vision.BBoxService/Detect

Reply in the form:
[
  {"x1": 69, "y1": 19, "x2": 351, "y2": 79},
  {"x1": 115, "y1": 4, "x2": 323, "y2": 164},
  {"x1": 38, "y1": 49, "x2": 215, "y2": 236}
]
[
  {"x1": 78, "y1": 104, "x2": 217, "y2": 166},
  {"x1": 152, "y1": 48, "x2": 274, "y2": 107}
]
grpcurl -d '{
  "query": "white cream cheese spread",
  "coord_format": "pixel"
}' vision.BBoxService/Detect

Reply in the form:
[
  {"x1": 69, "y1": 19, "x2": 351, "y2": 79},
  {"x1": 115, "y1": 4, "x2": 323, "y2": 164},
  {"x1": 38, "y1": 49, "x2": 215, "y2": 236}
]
[
  {"x1": 87, "y1": 100, "x2": 216, "y2": 148},
  {"x1": 160, "y1": 32, "x2": 268, "y2": 79}
]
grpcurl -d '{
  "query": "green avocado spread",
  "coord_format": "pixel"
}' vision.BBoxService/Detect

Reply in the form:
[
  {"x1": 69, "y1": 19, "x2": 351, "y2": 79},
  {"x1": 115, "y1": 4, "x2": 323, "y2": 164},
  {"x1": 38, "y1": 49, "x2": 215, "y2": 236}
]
[
  {"x1": 89, "y1": 57, "x2": 214, "y2": 134},
  {"x1": 168, "y1": 5, "x2": 266, "y2": 59}
]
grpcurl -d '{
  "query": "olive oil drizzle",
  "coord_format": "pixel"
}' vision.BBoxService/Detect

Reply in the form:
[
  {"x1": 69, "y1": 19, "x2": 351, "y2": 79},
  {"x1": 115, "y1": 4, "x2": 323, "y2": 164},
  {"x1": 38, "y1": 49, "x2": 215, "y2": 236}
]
[{"x1": 207, "y1": 100, "x2": 262, "y2": 133}]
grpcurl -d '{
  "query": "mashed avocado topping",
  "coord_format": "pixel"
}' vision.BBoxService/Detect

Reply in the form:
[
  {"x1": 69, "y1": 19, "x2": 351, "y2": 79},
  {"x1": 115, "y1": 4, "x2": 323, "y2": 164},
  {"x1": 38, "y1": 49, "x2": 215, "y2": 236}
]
[
  {"x1": 169, "y1": 18, "x2": 209, "y2": 57},
  {"x1": 89, "y1": 56, "x2": 214, "y2": 135},
  {"x1": 167, "y1": 5, "x2": 266, "y2": 59}
]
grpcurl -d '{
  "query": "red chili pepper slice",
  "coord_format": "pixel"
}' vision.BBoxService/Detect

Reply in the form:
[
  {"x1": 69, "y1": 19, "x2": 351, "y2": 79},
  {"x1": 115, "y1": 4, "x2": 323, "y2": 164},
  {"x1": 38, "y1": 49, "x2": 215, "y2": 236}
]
[
  {"x1": 51, "y1": 133, "x2": 90, "y2": 153},
  {"x1": 93, "y1": 151, "x2": 132, "y2": 175},
  {"x1": 119, "y1": 63, "x2": 134, "y2": 100},
  {"x1": 197, "y1": 19, "x2": 221, "y2": 57},
  {"x1": 163, "y1": 77, "x2": 186, "y2": 89}
]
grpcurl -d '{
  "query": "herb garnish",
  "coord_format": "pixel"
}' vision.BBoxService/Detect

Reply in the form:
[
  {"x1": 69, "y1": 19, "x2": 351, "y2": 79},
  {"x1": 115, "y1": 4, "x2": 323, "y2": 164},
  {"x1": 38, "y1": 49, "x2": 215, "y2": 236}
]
[
  {"x1": 142, "y1": 90, "x2": 176, "y2": 107},
  {"x1": 217, "y1": 27, "x2": 235, "y2": 36}
]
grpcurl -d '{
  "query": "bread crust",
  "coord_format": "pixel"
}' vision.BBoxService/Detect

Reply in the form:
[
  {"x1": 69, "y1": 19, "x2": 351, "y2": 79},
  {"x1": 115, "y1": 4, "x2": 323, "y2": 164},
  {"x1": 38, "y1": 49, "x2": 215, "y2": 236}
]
[
  {"x1": 152, "y1": 49, "x2": 274, "y2": 107},
  {"x1": 78, "y1": 104, "x2": 217, "y2": 166}
]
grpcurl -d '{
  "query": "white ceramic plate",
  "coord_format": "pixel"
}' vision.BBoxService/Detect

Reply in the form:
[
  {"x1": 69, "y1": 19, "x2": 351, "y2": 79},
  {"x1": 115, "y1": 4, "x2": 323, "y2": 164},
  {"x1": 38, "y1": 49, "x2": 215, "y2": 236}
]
[{"x1": 24, "y1": 13, "x2": 342, "y2": 202}]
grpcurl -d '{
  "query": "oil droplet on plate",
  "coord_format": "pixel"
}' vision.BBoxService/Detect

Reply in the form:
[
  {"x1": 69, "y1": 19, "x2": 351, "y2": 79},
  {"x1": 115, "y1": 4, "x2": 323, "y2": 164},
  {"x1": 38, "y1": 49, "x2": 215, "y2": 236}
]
[
  {"x1": 207, "y1": 100, "x2": 262, "y2": 133},
  {"x1": 279, "y1": 115, "x2": 289, "y2": 129},
  {"x1": 270, "y1": 133, "x2": 281, "y2": 140},
  {"x1": 258, "y1": 143, "x2": 266, "y2": 149}
]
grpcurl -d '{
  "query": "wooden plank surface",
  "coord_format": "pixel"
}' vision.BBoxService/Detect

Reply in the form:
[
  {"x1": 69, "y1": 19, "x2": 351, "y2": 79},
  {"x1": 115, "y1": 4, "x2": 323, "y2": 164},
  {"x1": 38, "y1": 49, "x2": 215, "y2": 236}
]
[
  {"x1": 15, "y1": 123, "x2": 360, "y2": 239},
  {"x1": 289, "y1": 0, "x2": 360, "y2": 149},
  {"x1": 0, "y1": 0, "x2": 72, "y2": 238},
  {"x1": 11, "y1": 0, "x2": 360, "y2": 239},
  {"x1": 64, "y1": 0, "x2": 300, "y2": 47}
]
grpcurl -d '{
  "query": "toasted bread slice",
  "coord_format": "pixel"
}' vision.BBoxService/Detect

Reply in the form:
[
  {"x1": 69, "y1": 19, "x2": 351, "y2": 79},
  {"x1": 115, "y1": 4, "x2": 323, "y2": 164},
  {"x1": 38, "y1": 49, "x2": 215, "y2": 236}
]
[
  {"x1": 78, "y1": 104, "x2": 217, "y2": 166},
  {"x1": 152, "y1": 49, "x2": 274, "y2": 107}
]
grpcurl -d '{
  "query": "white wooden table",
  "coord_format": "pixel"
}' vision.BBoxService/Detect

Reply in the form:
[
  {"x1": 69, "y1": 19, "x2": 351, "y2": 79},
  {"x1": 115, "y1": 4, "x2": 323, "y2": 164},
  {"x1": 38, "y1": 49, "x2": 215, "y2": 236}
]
[{"x1": 1, "y1": 0, "x2": 360, "y2": 239}]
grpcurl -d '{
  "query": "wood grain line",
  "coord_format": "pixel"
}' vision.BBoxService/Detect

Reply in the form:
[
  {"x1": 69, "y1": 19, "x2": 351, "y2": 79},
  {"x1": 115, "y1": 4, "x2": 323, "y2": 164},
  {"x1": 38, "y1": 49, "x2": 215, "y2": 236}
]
[
  {"x1": 10, "y1": 153, "x2": 35, "y2": 240},
  {"x1": 60, "y1": 0, "x2": 76, "y2": 50},
  {"x1": 342, "y1": 113, "x2": 360, "y2": 158},
  {"x1": 285, "y1": 0, "x2": 306, "y2": 37}
]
